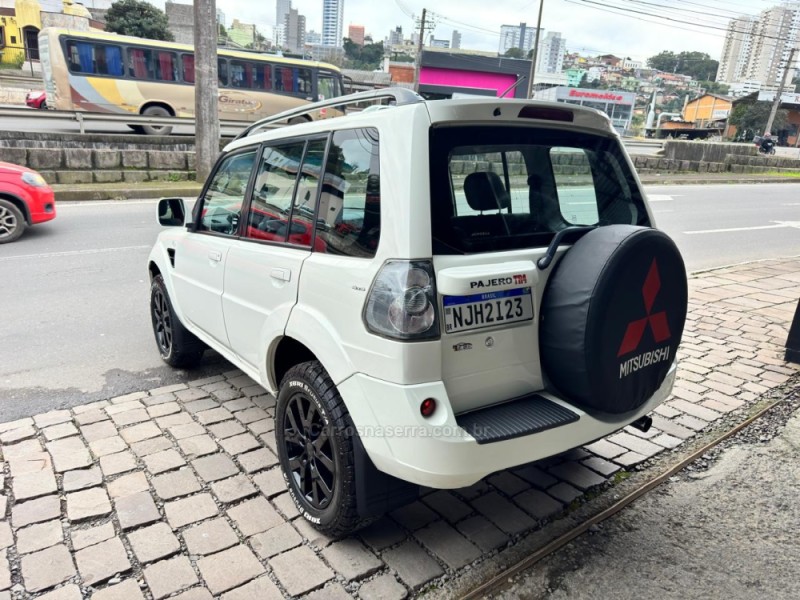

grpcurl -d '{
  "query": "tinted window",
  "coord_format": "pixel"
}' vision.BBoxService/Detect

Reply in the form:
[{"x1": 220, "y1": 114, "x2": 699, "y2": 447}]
[
  {"x1": 316, "y1": 128, "x2": 381, "y2": 258},
  {"x1": 289, "y1": 140, "x2": 327, "y2": 247},
  {"x1": 430, "y1": 126, "x2": 648, "y2": 254},
  {"x1": 199, "y1": 151, "x2": 257, "y2": 235},
  {"x1": 246, "y1": 142, "x2": 306, "y2": 243},
  {"x1": 182, "y1": 54, "x2": 195, "y2": 83},
  {"x1": 128, "y1": 48, "x2": 178, "y2": 81},
  {"x1": 218, "y1": 58, "x2": 229, "y2": 86},
  {"x1": 66, "y1": 41, "x2": 124, "y2": 76},
  {"x1": 317, "y1": 72, "x2": 341, "y2": 100},
  {"x1": 274, "y1": 66, "x2": 312, "y2": 95}
]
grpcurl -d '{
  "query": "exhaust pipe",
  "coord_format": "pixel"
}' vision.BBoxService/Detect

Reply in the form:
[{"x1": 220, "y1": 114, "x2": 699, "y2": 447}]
[{"x1": 630, "y1": 415, "x2": 653, "y2": 433}]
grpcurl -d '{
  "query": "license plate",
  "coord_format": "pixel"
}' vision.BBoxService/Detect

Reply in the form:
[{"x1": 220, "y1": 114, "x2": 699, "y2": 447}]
[{"x1": 443, "y1": 288, "x2": 533, "y2": 333}]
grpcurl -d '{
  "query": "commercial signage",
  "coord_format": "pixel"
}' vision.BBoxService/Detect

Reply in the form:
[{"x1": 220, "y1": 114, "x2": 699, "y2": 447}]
[
  {"x1": 557, "y1": 87, "x2": 635, "y2": 105},
  {"x1": 757, "y1": 91, "x2": 800, "y2": 105},
  {"x1": 712, "y1": 109, "x2": 730, "y2": 119}
]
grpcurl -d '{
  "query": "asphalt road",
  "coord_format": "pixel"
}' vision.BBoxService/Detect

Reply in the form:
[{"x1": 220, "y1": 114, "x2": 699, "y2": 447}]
[{"x1": 0, "y1": 183, "x2": 798, "y2": 420}]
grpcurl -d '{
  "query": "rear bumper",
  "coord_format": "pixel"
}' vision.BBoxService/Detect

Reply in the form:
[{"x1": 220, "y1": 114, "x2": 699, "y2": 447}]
[{"x1": 339, "y1": 364, "x2": 676, "y2": 489}]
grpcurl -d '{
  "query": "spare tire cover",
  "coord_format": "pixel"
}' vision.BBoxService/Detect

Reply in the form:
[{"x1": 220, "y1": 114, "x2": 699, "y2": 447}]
[{"x1": 539, "y1": 225, "x2": 688, "y2": 414}]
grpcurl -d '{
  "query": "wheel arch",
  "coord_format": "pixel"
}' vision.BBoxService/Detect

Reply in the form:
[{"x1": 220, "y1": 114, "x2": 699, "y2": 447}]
[
  {"x1": 140, "y1": 101, "x2": 175, "y2": 116},
  {"x1": 0, "y1": 192, "x2": 31, "y2": 225},
  {"x1": 270, "y1": 336, "x2": 318, "y2": 391}
]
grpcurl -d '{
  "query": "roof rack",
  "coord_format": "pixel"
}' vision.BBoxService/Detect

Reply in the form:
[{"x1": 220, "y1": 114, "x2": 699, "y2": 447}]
[{"x1": 233, "y1": 88, "x2": 425, "y2": 141}]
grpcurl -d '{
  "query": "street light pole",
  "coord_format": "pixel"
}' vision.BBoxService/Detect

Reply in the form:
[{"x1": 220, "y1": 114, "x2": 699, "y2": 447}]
[
  {"x1": 194, "y1": 0, "x2": 220, "y2": 181},
  {"x1": 526, "y1": 0, "x2": 544, "y2": 99}
]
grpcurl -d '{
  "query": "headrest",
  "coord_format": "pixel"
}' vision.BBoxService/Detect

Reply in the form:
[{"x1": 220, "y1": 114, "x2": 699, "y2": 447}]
[{"x1": 463, "y1": 171, "x2": 511, "y2": 212}]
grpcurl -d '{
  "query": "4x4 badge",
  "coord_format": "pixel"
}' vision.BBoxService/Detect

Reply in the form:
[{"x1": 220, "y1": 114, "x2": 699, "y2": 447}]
[{"x1": 617, "y1": 259, "x2": 671, "y2": 357}]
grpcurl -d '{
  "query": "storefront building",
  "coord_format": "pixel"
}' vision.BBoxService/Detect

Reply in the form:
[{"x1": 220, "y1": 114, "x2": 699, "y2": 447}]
[{"x1": 534, "y1": 86, "x2": 636, "y2": 134}]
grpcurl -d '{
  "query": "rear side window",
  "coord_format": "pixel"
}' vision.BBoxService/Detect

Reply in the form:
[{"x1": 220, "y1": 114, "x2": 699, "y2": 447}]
[
  {"x1": 246, "y1": 142, "x2": 306, "y2": 244},
  {"x1": 316, "y1": 128, "x2": 381, "y2": 258},
  {"x1": 430, "y1": 126, "x2": 648, "y2": 254}
]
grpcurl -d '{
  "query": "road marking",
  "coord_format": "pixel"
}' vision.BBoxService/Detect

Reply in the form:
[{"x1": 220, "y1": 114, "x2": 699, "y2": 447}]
[
  {"x1": 58, "y1": 200, "x2": 160, "y2": 207},
  {"x1": 0, "y1": 245, "x2": 150, "y2": 261},
  {"x1": 683, "y1": 221, "x2": 800, "y2": 235},
  {"x1": 782, "y1": 203, "x2": 800, "y2": 206},
  {"x1": 646, "y1": 195, "x2": 676, "y2": 202}
]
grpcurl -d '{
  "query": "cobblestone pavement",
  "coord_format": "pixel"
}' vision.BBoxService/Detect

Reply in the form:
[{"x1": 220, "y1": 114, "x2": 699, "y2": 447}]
[{"x1": 0, "y1": 258, "x2": 798, "y2": 599}]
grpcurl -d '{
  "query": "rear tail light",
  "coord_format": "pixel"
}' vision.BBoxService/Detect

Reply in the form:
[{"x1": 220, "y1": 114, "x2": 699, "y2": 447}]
[{"x1": 364, "y1": 260, "x2": 439, "y2": 340}]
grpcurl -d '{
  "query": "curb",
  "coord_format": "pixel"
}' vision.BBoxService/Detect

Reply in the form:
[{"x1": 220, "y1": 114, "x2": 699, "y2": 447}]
[
  {"x1": 54, "y1": 185, "x2": 202, "y2": 202},
  {"x1": 640, "y1": 176, "x2": 800, "y2": 185}
]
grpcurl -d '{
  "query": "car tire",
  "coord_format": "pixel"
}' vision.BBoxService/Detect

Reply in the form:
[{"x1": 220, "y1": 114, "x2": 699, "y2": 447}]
[
  {"x1": 0, "y1": 199, "x2": 26, "y2": 244},
  {"x1": 539, "y1": 225, "x2": 688, "y2": 414},
  {"x1": 141, "y1": 105, "x2": 174, "y2": 136},
  {"x1": 149, "y1": 274, "x2": 205, "y2": 368},
  {"x1": 276, "y1": 360, "x2": 365, "y2": 537},
  {"x1": 40, "y1": 101, "x2": 47, "y2": 110}
]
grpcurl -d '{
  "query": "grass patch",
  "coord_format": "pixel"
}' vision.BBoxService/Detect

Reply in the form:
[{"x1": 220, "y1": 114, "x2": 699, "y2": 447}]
[{"x1": 764, "y1": 170, "x2": 800, "y2": 178}]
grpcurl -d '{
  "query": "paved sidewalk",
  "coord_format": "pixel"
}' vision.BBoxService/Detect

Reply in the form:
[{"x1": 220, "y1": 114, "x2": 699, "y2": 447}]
[{"x1": 0, "y1": 258, "x2": 797, "y2": 599}]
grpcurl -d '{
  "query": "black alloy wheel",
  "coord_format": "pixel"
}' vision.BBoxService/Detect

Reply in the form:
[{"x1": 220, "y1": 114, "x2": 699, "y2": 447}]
[
  {"x1": 283, "y1": 392, "x2": 337, "y2": 509},
  {"x1": 276, "y1": 361, "x2": 365, "y2": 537},
  {"x1": 149, "y1": 275, "x2": 205, "y2": 368},
  {"x1": 151, "y1": 283, "x2": 173, "y2": 357}
]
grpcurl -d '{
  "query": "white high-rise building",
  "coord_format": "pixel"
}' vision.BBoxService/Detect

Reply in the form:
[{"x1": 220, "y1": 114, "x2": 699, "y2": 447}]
[
  {"x1": 451, "y1": 30, "x2": 462, "y2": 50},
  {"x1": 276, "y1": 0, "x2": 291, "y2": 46},
  {"x1": 537, "y1": 31, "x2": 565, "y2": 73},
  {"x1": 499, "y1": 23, "x2": 538, "y2": 55},
  {"x1": 717, "y1": 4, "x2": 800, "y2": 90},
  {"x1": 322, "y1": 0, "x2": 344, "y2": 47}
]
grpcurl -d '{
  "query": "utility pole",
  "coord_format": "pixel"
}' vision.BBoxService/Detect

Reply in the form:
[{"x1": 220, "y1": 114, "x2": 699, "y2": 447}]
[
  {"x1": 194, "y1": 0, "x2": 220, "y2": 181},
  {"x1": 765, "y1": 46, "x2": 797, "y2": 137},
  {"x1": 526, "y1": 0, "x2": 544, "y2": 99},
  {"x1": 414, "y1": 8, "x2": 427, "y2": 93}
]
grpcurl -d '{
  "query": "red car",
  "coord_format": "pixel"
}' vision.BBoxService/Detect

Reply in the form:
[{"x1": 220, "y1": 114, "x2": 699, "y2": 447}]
[
  {"x1": 25, "y1": 90, "x2": 47, "y2": 109},
  {"x1": 0, "y1": 162, "x2": 56, "y2": 243}
]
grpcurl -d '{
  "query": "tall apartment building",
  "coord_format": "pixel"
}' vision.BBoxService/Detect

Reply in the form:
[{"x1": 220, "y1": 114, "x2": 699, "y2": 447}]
[
  {"x1": 275, "y1": 0, "x2": 291, "y2": 46},
  {"x1": 285, "y1": 8, "x2": 306, "y2": 54},
  {"x1": 322, "y1": 0, "x2": 344, "y2": 47},
  {"x1": 537, "y1": 31, "x2": 565, "y2": 73},
  {"x1": 388, "y1": 26, "x2": 403, "y2": 47},
  {"x1": 216, "y1": 8, "x2": 226, "y2": 28},
  {"x1": 451, "y1": 29, "x2": 462, "y2": 50},
  {"x1": 499, "y1": 22, "x2": 538, "y2": 54},
  {"x1": 348, "y1": 24, "x2": 365, "y2": 45},
  {"x1": 717, "y1": 4, "x2": 800, "y2": 91}
]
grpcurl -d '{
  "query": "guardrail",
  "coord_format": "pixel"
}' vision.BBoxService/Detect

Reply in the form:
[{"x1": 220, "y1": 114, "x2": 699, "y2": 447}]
[
  {"x1": 0, "y1": 106, "x2": 256, "y2": 134},
  {"x1": 0, "y1": 105, "x2": 667, "y2": 149}
]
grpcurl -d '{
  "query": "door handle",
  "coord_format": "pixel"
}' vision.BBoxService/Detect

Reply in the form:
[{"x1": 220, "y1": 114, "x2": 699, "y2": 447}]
[
  {"x1": 208, "y1": 250, "x2": 222, "y2": 262},
  {"x1": 270, "y1": 268, "x2": 291, "y2": 282}
]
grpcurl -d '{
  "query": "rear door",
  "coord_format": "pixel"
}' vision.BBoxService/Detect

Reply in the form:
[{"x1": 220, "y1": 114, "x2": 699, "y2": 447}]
[
  {"x1": 429, "y1": 125, "x2": 649, "y2": 414},
  {"x1": 222, "y1": 137, "x2": 326, "y2": 371}
]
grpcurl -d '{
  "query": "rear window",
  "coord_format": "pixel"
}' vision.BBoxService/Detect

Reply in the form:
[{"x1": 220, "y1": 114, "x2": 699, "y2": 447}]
[{"x1": 430, "y1": 126, "x2": 649, "y2": 254}]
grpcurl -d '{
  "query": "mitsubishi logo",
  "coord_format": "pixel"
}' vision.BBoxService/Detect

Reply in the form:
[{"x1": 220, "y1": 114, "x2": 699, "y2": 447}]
[{"x1": 617, "y1": 259, "x2": 671, "y2": 357}]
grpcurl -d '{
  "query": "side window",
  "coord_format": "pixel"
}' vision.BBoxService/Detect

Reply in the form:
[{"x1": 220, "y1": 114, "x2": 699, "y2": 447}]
[
  {"x1": 245, "y1": 142, "x2": 306, "y2": 243},
  {"x1": 289, "y1": 139, "x2": 327, "y2": 247},
  {"x1": 66, "y1": 41, "x2": 123, "y2": 76},
  {"x1": 198, "y1": 151, "x2": 257, "y2": 235},
  {"x1": 316, "y1": 128, "x2": 380, "y2": 257},
  {"x1": 182, "y1": 54, "x2": 195, "y2": 83},
  {"x1": 218, "y1": 58, "x2": 229, "y2": 87},
  {"x1": 549, "y1": 147, "x2": 600, "y2": 225},
  {"x1": 127, "y1": 48, "x2": 177, "y2": 81},
  {"x1": 274, "y1": 66, "x2": 312, "y2": 95}
]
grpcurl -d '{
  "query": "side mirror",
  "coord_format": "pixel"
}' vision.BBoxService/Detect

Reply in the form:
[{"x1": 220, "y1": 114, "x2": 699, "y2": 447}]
[{"x1": 157, "y1": 198, "x2": 186, "y2": 227}]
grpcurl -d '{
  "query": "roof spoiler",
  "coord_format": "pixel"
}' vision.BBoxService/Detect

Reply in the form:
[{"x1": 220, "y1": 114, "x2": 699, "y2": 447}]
[{"x1": 233, "y1": 88, "x2": 425, "y2": 141}]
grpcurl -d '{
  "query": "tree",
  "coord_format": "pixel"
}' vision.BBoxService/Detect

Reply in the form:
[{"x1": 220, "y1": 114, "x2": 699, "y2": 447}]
[
  {"x1": 728, "y1": 101, "x2": 788, "y2": 140},
  {"x1": 647, "y1": 50, "x2": 719, "y2": 81},
  {"x1": 342, "y1": 38, "x2": 385, "y2": 70},
  {"x1": 105, "y1": 0, "x2": 174, "y2": 41},
  {"x1": 503, "y1": 47, "x2": 524, "y2": 59}
]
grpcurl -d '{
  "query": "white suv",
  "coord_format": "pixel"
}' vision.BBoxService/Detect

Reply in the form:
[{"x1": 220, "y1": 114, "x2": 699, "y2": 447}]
[{"x1": 148, "y1": 90, "x2": 688, "y2": 536}]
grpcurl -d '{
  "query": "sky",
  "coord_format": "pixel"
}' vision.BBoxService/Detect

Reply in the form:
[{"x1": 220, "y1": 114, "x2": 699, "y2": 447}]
[{"x1": 137, "y1": 0, "x2": 768, "y2": 63}]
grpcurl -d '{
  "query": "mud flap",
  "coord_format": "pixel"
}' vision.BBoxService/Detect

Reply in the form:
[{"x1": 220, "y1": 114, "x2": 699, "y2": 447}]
[{"x1": 352, "y1": 433, "x2": 420, "y2": 518}]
